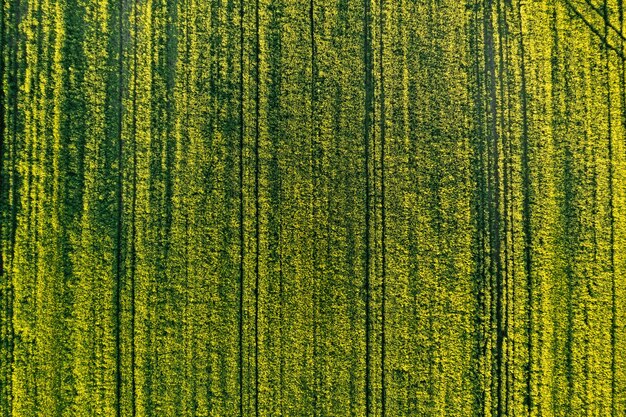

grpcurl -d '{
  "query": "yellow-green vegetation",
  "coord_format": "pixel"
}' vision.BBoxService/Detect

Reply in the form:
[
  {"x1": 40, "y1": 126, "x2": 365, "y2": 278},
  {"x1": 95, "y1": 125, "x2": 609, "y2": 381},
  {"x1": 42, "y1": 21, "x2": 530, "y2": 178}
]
[{"x1": 1, "y1": 0, "x2": 626, "y2": 416}]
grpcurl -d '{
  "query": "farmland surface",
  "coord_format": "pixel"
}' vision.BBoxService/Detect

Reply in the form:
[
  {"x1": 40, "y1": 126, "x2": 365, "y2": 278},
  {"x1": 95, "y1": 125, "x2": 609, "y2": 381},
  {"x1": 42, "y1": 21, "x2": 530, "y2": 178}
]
[{"x1": 1, "y1": 0, "x2": 626, "y2": 416}]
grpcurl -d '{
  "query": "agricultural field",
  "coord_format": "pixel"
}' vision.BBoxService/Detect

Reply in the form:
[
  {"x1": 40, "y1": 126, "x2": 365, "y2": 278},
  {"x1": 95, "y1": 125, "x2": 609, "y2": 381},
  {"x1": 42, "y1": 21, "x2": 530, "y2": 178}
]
[{"x1": 1, "y1": 0, "x2": 626, "y2": 415}]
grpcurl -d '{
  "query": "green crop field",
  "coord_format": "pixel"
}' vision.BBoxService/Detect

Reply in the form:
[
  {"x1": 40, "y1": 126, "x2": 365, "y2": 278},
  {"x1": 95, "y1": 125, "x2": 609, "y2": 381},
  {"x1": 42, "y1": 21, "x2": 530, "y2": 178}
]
[{"x1": 1, "y1": 0, "x2": 626, "y2": 415}]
